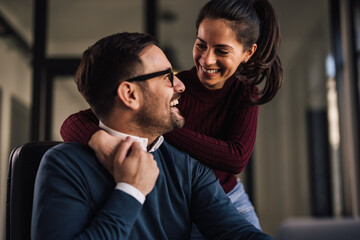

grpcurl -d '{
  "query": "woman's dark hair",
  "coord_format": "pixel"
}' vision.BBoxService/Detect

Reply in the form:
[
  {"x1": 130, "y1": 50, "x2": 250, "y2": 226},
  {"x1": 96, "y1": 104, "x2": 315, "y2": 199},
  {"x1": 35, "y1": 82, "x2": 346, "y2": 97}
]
[
  {"x1": 196, "y1": 0, "x2": 283, "y2": 105},
  {"x1": 75, "y1": 32, "x2": 157, "y2": 118}
]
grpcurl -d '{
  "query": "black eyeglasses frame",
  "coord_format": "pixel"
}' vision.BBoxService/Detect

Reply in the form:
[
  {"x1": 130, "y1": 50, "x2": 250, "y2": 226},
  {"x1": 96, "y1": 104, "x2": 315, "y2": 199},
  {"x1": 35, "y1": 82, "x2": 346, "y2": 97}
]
[{"x1": 113, "y1": 68, "x2": 174, "y2": 95}]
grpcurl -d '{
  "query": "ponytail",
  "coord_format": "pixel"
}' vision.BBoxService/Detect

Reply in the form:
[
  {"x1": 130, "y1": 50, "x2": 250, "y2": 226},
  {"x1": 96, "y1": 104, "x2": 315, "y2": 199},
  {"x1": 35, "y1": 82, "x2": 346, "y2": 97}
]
[{"x1": 243, "y1": 0, "x2": 283, "y2": 105}]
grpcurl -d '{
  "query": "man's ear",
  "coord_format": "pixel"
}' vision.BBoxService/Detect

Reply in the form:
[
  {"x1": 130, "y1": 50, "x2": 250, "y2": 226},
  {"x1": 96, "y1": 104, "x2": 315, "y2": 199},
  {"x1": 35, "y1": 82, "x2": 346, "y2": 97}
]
[{"x1": 115, "y1": 81, "x2": 141, "y2": 110}]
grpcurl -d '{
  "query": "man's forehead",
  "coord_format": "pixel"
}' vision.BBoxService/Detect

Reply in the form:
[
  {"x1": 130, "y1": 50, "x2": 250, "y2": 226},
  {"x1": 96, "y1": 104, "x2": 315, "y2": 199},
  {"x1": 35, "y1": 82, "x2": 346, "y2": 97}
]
[{"x1": 139, "y1": 45, "x2": 172, "y2": 72}]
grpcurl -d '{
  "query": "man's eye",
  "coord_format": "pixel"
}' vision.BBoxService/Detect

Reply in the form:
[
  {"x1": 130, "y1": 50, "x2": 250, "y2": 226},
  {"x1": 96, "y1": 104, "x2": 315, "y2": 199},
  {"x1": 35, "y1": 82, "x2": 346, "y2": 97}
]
[
  {"x1": 165, "y1": 74, "x2": 172, "y2": 84},
  {"x1": 196, "y1": 43, "x2": 207, "y2": 50}
]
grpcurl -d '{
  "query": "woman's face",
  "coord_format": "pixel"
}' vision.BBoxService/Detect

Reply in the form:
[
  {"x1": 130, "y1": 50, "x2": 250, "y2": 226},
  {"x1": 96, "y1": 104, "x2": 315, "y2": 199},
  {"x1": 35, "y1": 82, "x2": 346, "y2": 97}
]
[{"x1": 193, "y1": 18, "x2": 255, "y2": 90}]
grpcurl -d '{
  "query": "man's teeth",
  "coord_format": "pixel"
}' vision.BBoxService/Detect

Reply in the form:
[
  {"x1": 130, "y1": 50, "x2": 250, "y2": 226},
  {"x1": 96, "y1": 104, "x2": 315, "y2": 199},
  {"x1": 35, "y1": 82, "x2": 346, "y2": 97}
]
[
  {"x1": 170, "y1": 99, "x2": 179, "y2": 107},
  {"x1": 202, "y1": 67, "x2": 219, "y2": 74}
]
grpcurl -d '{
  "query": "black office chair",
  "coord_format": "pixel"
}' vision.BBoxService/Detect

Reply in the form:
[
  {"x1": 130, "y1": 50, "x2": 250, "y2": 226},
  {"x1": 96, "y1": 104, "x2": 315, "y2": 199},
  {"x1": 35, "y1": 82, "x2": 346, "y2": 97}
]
[{"x1": 6, "y1": 141, "x2": 61, "y2": 240}]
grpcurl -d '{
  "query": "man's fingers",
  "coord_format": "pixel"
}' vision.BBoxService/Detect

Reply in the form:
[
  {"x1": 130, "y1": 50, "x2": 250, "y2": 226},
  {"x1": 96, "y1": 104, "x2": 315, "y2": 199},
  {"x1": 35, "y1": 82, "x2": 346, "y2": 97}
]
[
  {"x1": 114, "y1": 137, "x2": 135, "y2": 165},
  {"x1": 128, "y1": 142, "x2": 155, "y2": 161},
  {"x1": 127, "y1": 141, "x2": 143, "y2": 156}
]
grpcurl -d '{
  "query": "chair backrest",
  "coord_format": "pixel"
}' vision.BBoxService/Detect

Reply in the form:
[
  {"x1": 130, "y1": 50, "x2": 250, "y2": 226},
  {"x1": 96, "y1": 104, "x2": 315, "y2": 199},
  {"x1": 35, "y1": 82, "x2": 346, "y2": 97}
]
[{"x1": 6, "y1": 141, "x2": 61, "y2": 240}]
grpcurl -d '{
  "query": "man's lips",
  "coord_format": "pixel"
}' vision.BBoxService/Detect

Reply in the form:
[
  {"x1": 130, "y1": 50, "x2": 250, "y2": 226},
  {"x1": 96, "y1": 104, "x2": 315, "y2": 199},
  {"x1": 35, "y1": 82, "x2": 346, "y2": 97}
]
[{"x1": 170, "y1": 93, "x2": 181, "y2": 107}]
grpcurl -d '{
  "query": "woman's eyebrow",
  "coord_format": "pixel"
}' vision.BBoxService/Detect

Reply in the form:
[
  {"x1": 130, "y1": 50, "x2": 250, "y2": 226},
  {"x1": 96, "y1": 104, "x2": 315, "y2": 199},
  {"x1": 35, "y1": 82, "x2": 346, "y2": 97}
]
[{"x1": 196, "y1": 37, "x2": 234, "y2": 50}]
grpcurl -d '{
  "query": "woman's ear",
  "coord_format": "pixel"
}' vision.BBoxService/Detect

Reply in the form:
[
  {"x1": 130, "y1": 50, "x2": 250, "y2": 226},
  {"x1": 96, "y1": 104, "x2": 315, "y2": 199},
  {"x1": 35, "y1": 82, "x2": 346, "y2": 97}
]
[
  {"x1": 115, "y1": 82, "x2": 140, "y2": 110},
  {"x1": 244, "y1": 44, "x2": 257, "y2": 62}
]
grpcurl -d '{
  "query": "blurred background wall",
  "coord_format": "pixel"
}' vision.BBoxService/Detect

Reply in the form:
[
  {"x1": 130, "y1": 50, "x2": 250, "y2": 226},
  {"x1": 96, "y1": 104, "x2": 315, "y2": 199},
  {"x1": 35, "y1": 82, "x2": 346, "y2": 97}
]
[{"x1": 0, "y1": 0, "x2": 359, "y2": 238}]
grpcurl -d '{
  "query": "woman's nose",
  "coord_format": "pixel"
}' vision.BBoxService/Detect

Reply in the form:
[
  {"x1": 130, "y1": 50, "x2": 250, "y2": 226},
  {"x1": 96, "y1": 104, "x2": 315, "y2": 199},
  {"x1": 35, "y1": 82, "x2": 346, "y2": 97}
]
[{"x1": 202, "y1": 49, "x2": 216, "y2": 66}]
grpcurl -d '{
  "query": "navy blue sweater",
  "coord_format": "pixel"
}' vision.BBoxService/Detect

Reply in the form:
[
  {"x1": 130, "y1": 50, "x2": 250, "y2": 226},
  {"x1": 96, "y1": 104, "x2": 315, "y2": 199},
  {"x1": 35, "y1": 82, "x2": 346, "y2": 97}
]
[{"x1": 31, "y1": 142, "x2": 271, "y2": 240}]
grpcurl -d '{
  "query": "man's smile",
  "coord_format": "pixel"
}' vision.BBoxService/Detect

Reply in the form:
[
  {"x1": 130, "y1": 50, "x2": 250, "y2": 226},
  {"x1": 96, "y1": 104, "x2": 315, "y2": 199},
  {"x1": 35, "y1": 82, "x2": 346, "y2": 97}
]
[{"x1": 170, "y1": 99, "x2": 179, "y2": 107}]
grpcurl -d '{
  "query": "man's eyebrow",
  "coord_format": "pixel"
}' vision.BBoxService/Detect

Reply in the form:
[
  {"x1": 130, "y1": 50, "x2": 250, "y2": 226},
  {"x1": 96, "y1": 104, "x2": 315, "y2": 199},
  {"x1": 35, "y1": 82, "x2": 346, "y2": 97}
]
[
  {"x1": 196, "y1": 37, "x2": 206, "y2": 44},
  {"x1": 196, "y1": 37, "x2": 234, "y2": 50}
]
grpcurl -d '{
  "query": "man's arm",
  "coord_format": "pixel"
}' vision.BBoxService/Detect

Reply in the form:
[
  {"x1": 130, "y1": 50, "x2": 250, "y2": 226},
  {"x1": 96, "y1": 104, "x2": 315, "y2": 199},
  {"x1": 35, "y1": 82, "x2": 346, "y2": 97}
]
[
  {"x1": 190, "y1": 160, "x2": 273, "y2": 240},
  {"x1": 31, "y1": 140, "x2": 158, "y2": 240}
]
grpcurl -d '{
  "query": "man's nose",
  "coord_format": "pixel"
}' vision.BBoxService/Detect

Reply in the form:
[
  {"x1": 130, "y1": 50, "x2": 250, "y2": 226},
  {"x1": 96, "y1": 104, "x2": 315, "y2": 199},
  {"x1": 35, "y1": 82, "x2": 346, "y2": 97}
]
[{"x1": 173, "y1": 76, "x2": 185, "y2": 93}]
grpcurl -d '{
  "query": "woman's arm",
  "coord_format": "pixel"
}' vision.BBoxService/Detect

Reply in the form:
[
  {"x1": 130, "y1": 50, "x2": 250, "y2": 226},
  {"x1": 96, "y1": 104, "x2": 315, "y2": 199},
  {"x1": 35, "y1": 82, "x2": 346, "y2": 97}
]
[
  {"x1": 60, "y1": 103, "x2": 258, "y2": 175},
  {"x1": 164, "y1": 105, "x2": 258, "y2": 174},
  {"x1": 60, "y1": 109, "x2": 123, "y2": 174},
  {"x1": 60, "y1": 108, "x2": 100, "y2": 145}
]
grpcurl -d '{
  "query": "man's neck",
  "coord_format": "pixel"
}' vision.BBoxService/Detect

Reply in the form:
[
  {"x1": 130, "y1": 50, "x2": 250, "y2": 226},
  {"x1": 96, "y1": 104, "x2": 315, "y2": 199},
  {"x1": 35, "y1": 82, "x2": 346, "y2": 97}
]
[
  {"x1": 99, "y1": 121, "x2": 163, "y2": 152},
  {"x1": 102, "y1": 110, "x2": 161, "y2": 146}
]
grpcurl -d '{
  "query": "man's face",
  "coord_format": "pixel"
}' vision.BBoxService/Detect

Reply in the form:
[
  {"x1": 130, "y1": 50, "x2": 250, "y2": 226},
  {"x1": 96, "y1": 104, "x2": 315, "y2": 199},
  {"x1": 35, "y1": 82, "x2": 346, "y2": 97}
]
[{"x1": 134, "y1": 45, "x2": 185, "y2": 136}]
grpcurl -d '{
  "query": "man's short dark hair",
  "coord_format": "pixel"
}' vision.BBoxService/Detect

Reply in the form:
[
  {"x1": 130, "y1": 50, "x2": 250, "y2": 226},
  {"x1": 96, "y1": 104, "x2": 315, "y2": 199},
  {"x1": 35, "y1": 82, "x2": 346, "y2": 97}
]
[{"x1": 75, "y1": 32, "x2": 158, "y2": 119}]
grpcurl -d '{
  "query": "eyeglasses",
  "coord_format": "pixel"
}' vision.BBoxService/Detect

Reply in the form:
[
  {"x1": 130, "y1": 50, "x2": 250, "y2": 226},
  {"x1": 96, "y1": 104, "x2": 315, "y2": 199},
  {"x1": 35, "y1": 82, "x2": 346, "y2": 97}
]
[{"x1": 113, "y1": 68, "x2": 174, "y2": 95}]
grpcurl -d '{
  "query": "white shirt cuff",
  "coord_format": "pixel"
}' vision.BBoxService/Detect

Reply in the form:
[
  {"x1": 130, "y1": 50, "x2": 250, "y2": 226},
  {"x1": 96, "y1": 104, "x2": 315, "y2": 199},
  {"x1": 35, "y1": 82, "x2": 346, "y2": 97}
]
[{"x1": 115, "y1": 182, "x2": 146, "y2": 204}]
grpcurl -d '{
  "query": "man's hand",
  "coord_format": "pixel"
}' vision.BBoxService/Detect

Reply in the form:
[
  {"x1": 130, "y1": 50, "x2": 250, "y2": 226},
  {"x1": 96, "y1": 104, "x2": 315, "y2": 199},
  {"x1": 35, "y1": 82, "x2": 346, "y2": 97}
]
[{"x1": 113, "y1": 137, "x2": 159, "y2": 196}]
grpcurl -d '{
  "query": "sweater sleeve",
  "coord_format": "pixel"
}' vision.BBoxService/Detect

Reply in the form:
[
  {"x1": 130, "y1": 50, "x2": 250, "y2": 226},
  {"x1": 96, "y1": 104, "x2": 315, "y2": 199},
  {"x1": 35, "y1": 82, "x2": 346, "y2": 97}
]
[
  {"x1": 164, "y1": 104, "x2": 258, "y2": 174},
  {"x1": 60, "y1": 108, "x2": 100, "y2": 145},
  {"x1": 31, "y1": 145, "x2": 142, "y2": 240}
]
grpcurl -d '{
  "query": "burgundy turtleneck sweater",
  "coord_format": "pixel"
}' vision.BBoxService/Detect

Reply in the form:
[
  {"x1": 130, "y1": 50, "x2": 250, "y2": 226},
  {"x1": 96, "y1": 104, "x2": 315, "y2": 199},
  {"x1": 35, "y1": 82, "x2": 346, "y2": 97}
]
[{"x1": 60, "y1": 67, "x2": 258, "y2": 193}]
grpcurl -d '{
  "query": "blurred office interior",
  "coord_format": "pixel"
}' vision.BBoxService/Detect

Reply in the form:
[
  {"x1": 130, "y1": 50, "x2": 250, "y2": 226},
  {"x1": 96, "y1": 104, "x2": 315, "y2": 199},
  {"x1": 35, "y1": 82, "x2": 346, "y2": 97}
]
[{"x1": 0, "y1": 0, "x2": 359, "y2": 238}]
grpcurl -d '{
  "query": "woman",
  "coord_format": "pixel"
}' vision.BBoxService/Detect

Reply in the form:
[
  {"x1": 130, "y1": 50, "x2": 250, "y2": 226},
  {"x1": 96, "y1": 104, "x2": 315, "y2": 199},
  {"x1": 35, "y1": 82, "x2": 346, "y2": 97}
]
[{"x1": 61, "y1": 0, "x2": 282, "y2": 237}]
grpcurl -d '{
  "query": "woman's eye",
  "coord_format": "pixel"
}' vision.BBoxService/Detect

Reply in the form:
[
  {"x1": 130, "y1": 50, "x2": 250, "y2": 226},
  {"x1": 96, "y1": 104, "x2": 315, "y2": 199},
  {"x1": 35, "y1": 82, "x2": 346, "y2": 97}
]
[{"x1": 216, "y1": 49, "x2": 229, "y2": 55}]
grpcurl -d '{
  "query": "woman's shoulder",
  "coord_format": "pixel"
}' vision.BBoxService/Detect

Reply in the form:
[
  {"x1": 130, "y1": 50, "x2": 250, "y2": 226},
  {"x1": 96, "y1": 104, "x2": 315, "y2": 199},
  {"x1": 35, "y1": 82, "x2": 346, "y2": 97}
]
[
  {"x1": 226, "y1": 75, "x2": 257, "y2": 107},
  {"x1": 176, "y1": 67, "x2": 197, "y2": 83},
  {"x1": 175, "y1": 67, "x2": 208, "y2": 99}
]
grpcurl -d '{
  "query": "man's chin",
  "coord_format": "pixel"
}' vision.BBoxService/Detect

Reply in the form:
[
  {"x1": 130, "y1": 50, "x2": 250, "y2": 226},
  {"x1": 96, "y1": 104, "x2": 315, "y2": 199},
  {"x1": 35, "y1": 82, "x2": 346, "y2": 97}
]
[
  {"x1": 170, "y1": 110, "x2": 185, "y2": 129},
  {"x1": 174, "y1": 113, "x2": 185, "y2": 128},
  {"x1": 173, "y1": 118, "x2": 185, "y2": 129}
]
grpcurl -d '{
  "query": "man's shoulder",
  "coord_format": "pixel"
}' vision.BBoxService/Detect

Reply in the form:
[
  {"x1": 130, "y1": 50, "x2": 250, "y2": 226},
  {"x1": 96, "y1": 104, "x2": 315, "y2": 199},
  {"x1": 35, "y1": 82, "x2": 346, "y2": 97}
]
[
  {"x1": 42, "y1": 142, "x2": 97, "y2": 169},
  {"x1": 44, "y1": 142, "x2": 89, "y2": 157},
  {"x1": 158, "y1": 141, "x2": 212, "y2": 172},
  {"x1": 158, "y1": 140, "x2": 189, "y2": 158},
  {"x1": 52, "y1": 141, "x2": 85, "y2": 149},
  {"x1": 47, "y1": 142, "x2": 91, "y2": 154}
]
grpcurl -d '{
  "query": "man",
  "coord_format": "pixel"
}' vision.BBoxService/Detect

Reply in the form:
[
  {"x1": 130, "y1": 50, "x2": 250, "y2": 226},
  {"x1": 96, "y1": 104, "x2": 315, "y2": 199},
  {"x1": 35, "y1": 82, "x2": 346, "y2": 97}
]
[{"x1": 31, "y1": 32, "x2": 272, "y2": 240}]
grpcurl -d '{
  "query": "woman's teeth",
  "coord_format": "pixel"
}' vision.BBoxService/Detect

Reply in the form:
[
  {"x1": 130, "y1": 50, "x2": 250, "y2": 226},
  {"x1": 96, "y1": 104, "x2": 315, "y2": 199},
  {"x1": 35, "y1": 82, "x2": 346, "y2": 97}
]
[
  {"x1": 202, "y1": 66, "x2": 220, "y2": 74},
  {"x1": 170, "y1": 99, "x2": 179, "y2": 107}
]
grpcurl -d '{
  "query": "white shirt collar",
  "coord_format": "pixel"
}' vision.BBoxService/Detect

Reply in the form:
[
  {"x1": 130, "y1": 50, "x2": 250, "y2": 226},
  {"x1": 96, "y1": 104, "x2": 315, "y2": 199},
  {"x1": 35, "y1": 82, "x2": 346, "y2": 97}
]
[{"x1": 99, "y1": 121, "x2": 163, "y2": 152}]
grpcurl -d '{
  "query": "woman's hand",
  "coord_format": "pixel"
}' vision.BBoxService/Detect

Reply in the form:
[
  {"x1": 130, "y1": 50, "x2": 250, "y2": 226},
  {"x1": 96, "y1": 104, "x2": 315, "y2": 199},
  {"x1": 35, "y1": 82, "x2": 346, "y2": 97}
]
[{"x1": 89, "y1": 130, "x2": 124, "y2": 176}]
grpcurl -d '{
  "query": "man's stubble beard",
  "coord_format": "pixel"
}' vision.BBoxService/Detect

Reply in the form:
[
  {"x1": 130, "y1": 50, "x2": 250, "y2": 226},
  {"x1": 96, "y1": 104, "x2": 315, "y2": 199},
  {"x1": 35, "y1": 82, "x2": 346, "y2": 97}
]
[{"x1": 133, "y1": 85, "x2": 184, "y2": 137}]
